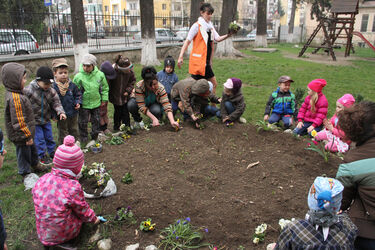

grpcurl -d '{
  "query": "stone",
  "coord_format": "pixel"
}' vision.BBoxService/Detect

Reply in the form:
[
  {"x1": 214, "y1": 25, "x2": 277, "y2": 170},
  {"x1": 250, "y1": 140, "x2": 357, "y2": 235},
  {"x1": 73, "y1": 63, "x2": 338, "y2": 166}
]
[
  {"x1": 88, "y1": 228, "x2": 101, "y2": 243},
  {"x1": 125, "y1": 243, "x2": 139, "y2": 250},
  {"x1": 145, "y1": 245, "x2": 158, "y2": 250},
  {"x1": 97, "y1": 238, "x2": 112, "y2": 250}
]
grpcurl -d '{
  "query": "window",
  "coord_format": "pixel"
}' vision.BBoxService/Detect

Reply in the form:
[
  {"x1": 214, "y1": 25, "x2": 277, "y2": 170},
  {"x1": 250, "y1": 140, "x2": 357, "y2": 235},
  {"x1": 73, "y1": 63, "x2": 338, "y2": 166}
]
[
  {"x1": 105, "y1": 6, "x2": 108, "y2": 12},
  {"x1": 361, "y1": 14, "x2": 369, "y2": 32},
  {"x1": 173, "y1": 3, "x2": 181, "y2": 11},
  {"x1": 373, "y1": 15, "x2": 375, "y2": 32},
  {"x1": 130, "y1": 17, "x2": 137, "y2": 26},
  {"x1": 130, "y1": 3, "x2": 136, "y2": 10},
  {"x1": 162, "y1": 4, "x2": 166, "y2": 10},
  {"x1": 163, "y1": 18, "x2": 167, "y2": 26}
]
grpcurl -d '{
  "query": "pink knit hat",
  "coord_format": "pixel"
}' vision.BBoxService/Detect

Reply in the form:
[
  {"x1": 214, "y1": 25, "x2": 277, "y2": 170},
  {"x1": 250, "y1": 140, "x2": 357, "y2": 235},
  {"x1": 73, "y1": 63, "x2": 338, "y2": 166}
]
[
  {"x1": 53, "y1": 135, "x2": 84, "y2": 174},
  {"x1": 338, "y1": 94, "x2": 355, "y2": 107},
  {"x1": 308, "y1": 79, "x2": 327, "y2": 93}
]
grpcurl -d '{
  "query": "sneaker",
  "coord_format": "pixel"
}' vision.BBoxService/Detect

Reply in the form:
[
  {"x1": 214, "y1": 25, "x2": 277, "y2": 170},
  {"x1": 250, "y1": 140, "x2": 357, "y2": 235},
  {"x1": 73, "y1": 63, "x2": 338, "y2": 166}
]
[
  {"x1": 39, "y1": 155, "x2": 53, "y2": 167},
  {"x1": 239, "y1": 117, "x2": 247, "y2": 124},
  {"x1": 284, "y1": 129, "x2": 293, "y2": 134}
]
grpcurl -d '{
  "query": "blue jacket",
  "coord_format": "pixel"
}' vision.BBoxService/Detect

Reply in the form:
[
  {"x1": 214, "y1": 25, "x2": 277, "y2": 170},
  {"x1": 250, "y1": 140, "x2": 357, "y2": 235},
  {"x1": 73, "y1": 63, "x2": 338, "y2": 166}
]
[
  {"x1": 53, "y1": 80, "x2": 82, "y2": 118},
  {"x1": 157, "y1": 70, "x2": 178, "y2": 95},
  {"x1": 264, "y1": 87, "x2": 295, "y2": 115}
]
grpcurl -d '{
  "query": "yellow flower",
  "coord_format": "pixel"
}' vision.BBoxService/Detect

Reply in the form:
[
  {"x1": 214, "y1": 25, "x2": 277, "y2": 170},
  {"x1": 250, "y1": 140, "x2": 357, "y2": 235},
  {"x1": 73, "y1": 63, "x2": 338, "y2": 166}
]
[
  {"x1": 311, "y1": 130, "x2": 317, "y2": 137},
  {"x1": 149, "y1": 226, "x2": 154, "y2": 231},
  {"x1": 96, "y1": 143, "x2": 100, "y2": 147},
  {"x1": 145, "y1": 221, "x2": 151, "y2": 226},
  {"x1": 253, "y1": 237, "x2": 260, "y2": 244}
]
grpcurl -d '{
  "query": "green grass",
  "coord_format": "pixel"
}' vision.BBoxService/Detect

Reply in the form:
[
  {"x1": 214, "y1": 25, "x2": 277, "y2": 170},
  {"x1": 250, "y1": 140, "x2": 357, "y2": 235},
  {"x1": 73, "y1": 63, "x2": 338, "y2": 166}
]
[{"x1": 1, "y1": 44, "x2": 375, "y2": 249}]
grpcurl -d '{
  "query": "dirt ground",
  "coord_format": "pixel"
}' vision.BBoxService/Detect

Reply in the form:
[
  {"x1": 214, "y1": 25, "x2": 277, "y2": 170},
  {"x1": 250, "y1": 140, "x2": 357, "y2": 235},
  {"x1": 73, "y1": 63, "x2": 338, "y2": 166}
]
[{"x1": 75, "y1": 121, "x2": 342, "y2": 249}]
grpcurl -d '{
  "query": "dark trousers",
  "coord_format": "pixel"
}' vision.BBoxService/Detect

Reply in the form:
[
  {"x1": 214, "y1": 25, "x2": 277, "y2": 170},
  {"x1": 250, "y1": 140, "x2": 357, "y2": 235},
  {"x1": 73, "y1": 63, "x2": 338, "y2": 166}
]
[
  {"x1": 355, "y1": 236, "x2": 375, "y2": 250},
  {"x1": 57, "y1": 115, "x2": 79, "y2": 145},
  {"x1": 114, "y1": 100, "x2": 143, "y2": 130},
  {"x1": 216, "y1": 101, "x2": 234, "y2": 119},
  {"x1": 269, "y1": 113, "x2": 293, "y2": 128},
  {"x1": 293, "y1": 121, "x2": 323, "y2": 136},
  {"x1": 16, "y1": 143, "x2": 38, "y2": 175},
  {"x1": 79, "y1": 107, "x2": 100, "y2": 143},
  {"x1": 35, "y1": 122, "x2": 56, "y2": 159}
]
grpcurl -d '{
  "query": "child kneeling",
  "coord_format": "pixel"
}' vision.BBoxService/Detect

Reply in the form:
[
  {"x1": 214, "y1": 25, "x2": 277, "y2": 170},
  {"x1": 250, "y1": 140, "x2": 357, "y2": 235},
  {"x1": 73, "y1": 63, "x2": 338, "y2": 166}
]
[
  {"x1": 219, "y1": 78, "x2": 246, "y2": 125},
  {"x1": 32, "y1": 135, "x2": 100, "y2": 248}
]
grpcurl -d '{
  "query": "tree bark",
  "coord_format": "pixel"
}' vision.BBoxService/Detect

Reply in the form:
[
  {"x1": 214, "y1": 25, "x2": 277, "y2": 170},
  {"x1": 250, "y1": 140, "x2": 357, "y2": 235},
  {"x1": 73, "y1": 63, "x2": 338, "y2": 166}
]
[
  {"x1": 190, "y1": 0, "x2": 201, "y2": 27},
  {"x1": 255, "y1": 0, "x2": 268, "y2": 47},
  {"x1": 140, "y1": 0, "x2": 159, "y2": 66},
  {"x1": 288, "y1": 0, "x2": 297, "y2": 42},
  {"x1": 69, "y1": 0, "x2": 88, "y2": 72}
]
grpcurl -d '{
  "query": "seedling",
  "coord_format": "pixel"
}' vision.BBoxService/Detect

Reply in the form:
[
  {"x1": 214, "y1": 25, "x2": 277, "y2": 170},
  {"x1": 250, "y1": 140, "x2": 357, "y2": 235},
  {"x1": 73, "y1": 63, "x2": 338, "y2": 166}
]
[{"x1": 122, "y1": 172, "x2": 133, "y2": 184}]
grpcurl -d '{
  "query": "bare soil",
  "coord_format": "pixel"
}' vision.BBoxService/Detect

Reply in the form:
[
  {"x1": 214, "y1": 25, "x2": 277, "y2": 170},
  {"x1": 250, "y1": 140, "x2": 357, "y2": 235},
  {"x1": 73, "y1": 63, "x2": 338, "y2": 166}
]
[{"x1": 77, "y1": 121, "x2": 342, "y2": 249}]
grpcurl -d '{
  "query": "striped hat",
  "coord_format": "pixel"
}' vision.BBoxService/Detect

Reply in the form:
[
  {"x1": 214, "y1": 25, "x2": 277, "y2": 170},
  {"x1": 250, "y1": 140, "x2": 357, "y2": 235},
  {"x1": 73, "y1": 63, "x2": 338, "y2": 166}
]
[{"x1": 53, "y1": 135, "x2": 84, "y2": 173}]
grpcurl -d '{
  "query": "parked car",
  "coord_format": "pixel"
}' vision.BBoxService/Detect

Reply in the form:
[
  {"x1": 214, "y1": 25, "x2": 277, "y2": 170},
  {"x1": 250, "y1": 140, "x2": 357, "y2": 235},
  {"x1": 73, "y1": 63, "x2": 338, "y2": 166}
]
[
  {"x1": 133, "y1": 28, "x2": 183, "y2": 44},
  {"x1": 88, "y1": 27, "x2": 105, "y2": 39},
  {"x1": 0, "y1": 29, "x2": 40, "y2": 55},
  {"x1": 175, "y1": 27, "x2": 189, "y2": 40},
  {"x1": 246, "y1": 29, "x2": 273, "y2": 39}
]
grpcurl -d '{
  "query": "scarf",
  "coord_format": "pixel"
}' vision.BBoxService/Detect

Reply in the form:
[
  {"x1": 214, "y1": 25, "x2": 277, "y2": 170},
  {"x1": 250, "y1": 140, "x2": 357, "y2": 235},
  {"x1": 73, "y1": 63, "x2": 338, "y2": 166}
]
[
  {"x1": 306, "y1": 210, "x2": 338, "y2": 241},
  {"x1": 57, "y1": 81, "x2": 69, "y2": 96}
]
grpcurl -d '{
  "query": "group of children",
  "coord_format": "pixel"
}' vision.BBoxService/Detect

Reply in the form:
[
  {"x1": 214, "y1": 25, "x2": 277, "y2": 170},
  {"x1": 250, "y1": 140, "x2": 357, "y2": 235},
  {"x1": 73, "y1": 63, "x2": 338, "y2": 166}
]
[{"x1": 264, "y1": 76, "x2": 356, "y2": 153}]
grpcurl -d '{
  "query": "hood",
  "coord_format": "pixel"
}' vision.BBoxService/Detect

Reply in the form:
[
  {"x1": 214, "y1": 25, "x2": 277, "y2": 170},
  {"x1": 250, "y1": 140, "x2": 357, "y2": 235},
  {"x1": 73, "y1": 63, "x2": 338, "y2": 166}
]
[
  {"x1": 79, "y1": 64, "x2": 99, "y2": 75},
  {"x1": 115, "y1": 64, "x2": 131, "y2": 74},
  {"x1": 1, "y1": 63, "x2": 25, "y2": 92}
]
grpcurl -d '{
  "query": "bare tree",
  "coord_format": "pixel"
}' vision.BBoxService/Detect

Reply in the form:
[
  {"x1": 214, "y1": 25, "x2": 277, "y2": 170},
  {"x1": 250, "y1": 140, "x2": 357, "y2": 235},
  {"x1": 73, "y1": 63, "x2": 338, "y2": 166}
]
[
  {"x1": 255, "y1": 0, "x2": 268, "y2": 47},
  {"x1": 140, "y1": 0, "x2": 159, "y2": 66},
  {"x1": 216, "y1": 0, "x2": 243, "y2": 57},
  {"x1": 288, "y1": 0, "x2": 297, "y2": 42},
  {"x1": 69, "y1": 0, "x2": 89, "y2": 72},
  {"x1": 190, "y1": 0, "x2": 201, "y2": 27}
]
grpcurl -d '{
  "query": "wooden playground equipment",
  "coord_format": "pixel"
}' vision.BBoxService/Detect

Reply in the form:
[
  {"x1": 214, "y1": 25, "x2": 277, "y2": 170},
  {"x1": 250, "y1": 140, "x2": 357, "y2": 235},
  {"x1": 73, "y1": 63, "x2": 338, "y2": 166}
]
[{"x1": 299, "y1": 0, "x2": 359, "y2": 61}]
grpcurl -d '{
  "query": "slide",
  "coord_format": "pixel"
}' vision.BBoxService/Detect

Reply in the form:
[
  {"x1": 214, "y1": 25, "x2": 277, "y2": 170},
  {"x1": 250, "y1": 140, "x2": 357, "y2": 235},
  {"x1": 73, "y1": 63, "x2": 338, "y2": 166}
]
[{"x1": 353, "y1": 31, "x2": 375, "y2": 51}]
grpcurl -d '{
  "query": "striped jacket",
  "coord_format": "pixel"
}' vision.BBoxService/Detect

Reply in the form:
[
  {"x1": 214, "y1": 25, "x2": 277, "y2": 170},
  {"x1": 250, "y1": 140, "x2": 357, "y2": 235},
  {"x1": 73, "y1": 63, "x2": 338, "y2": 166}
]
[
  {"x1": 1, "y1": 63, "x2": 35, "y2": 145},
  {"x1": 135, "y1": 80, "x2": 172, "y2": 114}
]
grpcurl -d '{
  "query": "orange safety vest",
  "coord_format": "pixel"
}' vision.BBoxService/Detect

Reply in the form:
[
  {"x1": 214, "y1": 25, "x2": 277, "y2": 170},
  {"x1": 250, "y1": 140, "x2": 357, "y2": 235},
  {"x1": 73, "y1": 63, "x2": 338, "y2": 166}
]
[{"x1": 189, "y1": 23, "x2": 213, "y2": 76}]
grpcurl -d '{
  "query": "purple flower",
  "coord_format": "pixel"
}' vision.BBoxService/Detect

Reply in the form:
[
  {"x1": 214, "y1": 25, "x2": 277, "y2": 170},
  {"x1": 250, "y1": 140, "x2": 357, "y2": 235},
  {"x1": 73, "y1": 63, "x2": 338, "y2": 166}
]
[
  {"x1": 186, "y1": 217, "x2": 191, "y2": 222},
  {"x1": 173, "y1": 231, "x2": 176, "y2": 234},
  {"x1": 204, "y1": 228, "x2": 208, "y2": 233},
  {"x1": 177, "y1": 219, "x2": 181, "y2": 224},
  {"x1": 176, "y1": 236, "x2": 179, "y2": 239}
]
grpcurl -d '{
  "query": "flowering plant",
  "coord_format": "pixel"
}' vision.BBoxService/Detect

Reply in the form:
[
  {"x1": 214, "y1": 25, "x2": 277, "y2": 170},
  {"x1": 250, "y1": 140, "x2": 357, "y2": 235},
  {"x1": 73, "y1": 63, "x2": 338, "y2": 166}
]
[
  {"x1": 81, "y1": 162, "x2": 111, "y2": 187},
  {"x1": 114, "y1": 206, "x2": 137, "y2": 224},
  {"x1": 140, "y1": 218, "x2": 156, "y2": 232},
  {"x1": 159, "y1": 217, "x2": 210, "y2": 249},
  {"x1": 228, "y1": 21, "x2": 241, "y2": 34},
  {"x1": 304, "y1": 130, "x2": 333, "y2": 162},
  {"x1": 121, "y1": 172, "x2": 133, "y2": 184},
  {"x1": 278, "y1": 218, "x2": 295, "y2": 230},
  {"x1": 253, "y1": 223, "x2": 267, "y2": 244}
]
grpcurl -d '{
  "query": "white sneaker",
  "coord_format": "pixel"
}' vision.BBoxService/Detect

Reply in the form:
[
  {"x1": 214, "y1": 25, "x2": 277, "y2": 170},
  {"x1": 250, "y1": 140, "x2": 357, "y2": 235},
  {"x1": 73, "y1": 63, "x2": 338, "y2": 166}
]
[
  {"x1": 284, "y1": 129, "x2": 293, "y2": 134},
  {"x1": 239, "y1": 117, "x2": 247, "y2": 124}
]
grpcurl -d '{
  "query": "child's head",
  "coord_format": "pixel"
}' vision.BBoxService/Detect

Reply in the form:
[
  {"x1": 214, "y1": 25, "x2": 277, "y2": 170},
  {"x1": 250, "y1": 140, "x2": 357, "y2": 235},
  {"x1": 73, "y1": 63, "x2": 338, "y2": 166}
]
[
  {"x1": 192, "y1": 79, "x2": 210, "y2": 97},
  {"x1": 1, "y1": 62, "x2": 27, "y2": 91},
  {"x1": 338, "y1": 101, "x2": 375, "y2": 145},
  {"x1": 52, "y1": 58, "x2": 69, "y2": 83},
  {"x1": 100, "y1": 61, "x2": 117, "y2": 80},
  {"x1": 141, "y1": 66, "x2": 158, "y2": 91},
  {"x1": 223, "y1": 78, "x2": 242, "y2": 96},
  {"x1": 336, "y1": 94, "x2": 355, "y2": 113},
  {"x1": 307, "y1": 79, "x2": 326, "y2": 94},
  {"x1": 36, "y1": 66, "x2": 54, "y2": 90},
  {"x1": 277, "y1": 76, "x2": 293, "y2": 93},
  {"x1": 82, "y1": 54, "x2": 97, "y2": 73},
  {"x1": 115, "y1": 55, "x2": 133, "y2": 69},
  {"x1": 53, "y1": 135, "x2": 84, "y2": 175},
  {"x1": 164, "y1": 55, "x2": 175, "y2": 74}
]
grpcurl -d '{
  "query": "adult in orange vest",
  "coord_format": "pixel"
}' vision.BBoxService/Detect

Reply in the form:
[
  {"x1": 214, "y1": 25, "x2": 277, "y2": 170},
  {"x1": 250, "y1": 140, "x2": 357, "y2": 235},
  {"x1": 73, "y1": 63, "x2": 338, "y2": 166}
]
[{"x1": 177, "y1": 2, "x2": 231, "y2": 95}]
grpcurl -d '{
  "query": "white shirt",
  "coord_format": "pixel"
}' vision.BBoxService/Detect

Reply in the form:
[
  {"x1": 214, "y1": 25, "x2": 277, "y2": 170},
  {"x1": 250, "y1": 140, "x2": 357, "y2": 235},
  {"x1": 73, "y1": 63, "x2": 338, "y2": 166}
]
[{"x1": 186, "y1": 17, "x2": 220, "y2": 42}]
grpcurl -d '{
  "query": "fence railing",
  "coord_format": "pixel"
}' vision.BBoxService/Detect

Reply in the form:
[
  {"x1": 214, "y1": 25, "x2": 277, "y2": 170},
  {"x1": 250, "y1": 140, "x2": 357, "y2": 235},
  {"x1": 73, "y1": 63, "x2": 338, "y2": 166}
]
[{"x1": 0, "y1": 11, "x2": 257, "y2": 55}]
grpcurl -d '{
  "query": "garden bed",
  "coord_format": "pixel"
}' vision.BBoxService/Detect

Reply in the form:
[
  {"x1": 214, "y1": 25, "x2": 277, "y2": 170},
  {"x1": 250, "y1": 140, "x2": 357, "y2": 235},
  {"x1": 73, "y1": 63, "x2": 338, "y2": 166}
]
[{"x1": 83, "y1": 121, "x2": 341, "y2": 249}]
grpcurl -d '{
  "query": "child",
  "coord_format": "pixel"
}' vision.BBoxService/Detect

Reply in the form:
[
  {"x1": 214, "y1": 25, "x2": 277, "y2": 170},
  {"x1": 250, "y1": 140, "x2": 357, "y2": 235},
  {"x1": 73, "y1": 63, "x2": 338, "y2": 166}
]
[
  {"x1": 99, "y1": 61, "x2": 116, "y2": 134},
  {"x1": 32, "y1": 135, "x2": 101, "y2": 248},
  {"x1": 264, "y1": 76, "x2": 295, "y2": 129},
  {"x1": 0, "y1": 128, "x2": 7, "y2": 169},
  {"x1": 52, "y1": 58, "x2": 82, "y2": 145},
  {"x1": 293, "y1": 79, "x2": 328, "y2": 136},
  {"x1": 2, "y1": 63, "x2": 44, "y2": 176},
  {"x1": 219, "y1": 78, "x2": 246, "y2": 125},
  {"x1": 314, "y1": 94, "x2": 355, "y2": 153},
  {"x1": 157, "y1": 55, "x2": 179, "y2": 115},
  {"x1": 335, "y1": 101, "x2": 375, "y2": 248},
  {"x1": 73, "y1": 54, "x2": 109, "y2": 144},
  {"x1": 24, "y1": 66, "x2": 66, "y2": 166}
]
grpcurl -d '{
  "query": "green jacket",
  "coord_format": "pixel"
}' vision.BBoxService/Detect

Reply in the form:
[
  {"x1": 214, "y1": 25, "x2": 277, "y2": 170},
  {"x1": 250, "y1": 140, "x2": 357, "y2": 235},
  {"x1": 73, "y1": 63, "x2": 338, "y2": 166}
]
[{"x1": 73, "y1": 65, "x2": 109, "y2": 109}]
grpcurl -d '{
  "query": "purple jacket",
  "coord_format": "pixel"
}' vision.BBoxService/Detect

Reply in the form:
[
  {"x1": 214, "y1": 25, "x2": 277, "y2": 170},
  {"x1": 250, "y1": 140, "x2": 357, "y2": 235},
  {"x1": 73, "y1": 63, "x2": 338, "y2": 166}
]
[
  {"x1": 297, "y1": 93, "x2": 328, "y2": 127},
  {"x1": 32, "y1": 168, "x2": 96, "y2": 246}
]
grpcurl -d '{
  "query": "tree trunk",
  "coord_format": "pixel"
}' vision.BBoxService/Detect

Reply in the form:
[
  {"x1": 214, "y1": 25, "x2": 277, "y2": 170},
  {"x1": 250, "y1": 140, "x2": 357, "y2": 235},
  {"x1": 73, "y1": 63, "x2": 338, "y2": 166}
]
[
  {"x1": 190, "y1": 0, "x2": 201, "y2": 27},
  {"x1": 288, "y1": 0, "x2": 297, "y2": 43},
  {"x1": 216, "y1": 0, "x2": 243, "y2": 57},
  {"x1": 255, "y1": 0, "x2": 268, "y2": 47},
  {"x1": 69, "y1": 0, "x2": 88, "y2": 72},
  {"x1": 140, "y1": 0, "x2": 159, "y2": 66}
]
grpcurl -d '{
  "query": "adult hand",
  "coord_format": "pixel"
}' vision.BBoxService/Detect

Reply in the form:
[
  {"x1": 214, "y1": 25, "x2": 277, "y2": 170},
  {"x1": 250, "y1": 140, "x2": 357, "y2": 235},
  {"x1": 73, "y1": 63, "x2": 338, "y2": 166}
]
[
  {"x1": 264, "y1": 115, "x2": 269, "y2": 121},
  {"x1": 74, "y1": 103, "x2": 80, "y2": 110},
  {"x1": 124, "y1": 92, "x2": 128, "y2": 96},
  {"x1": 26, "y1": 138, "x2": 33, "y2": 146},
  {"x1": 223, "y1": 116, "x2": 229, "y2": 123},
  {"x1": 307, "y1": 125, "x2": 315, "y2": 133},
  {"x1": 4, "y1": 243, "x2": 8, "y2": 250},
  {"x1": 171, "y1": 120, "x2": 179, "y2": 129},
  {"x1": 60, "y1": 114, "x2": 67, "y2": 120},
  {"x1": 152, "y1": 119, "x2": 160, "y2": 127},
  {"x1": 191, "y1": 114, "x2": 198, "y2": 121},
  {"x1": 177, "y1": 57, "x2": 183, "y2": 69}
]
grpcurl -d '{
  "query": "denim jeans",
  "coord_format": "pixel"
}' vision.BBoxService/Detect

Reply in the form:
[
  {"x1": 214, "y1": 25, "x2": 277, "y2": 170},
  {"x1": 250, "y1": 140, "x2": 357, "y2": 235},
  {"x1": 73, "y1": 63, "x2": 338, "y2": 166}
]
[
  {"x1": 35, "y1": 122, "x2": 56, "y2": 158},
  {"x1": 269, "y1": 113, "x2": 293, "y2": 128},
  {"x1": 16, "y1": 143, "x2": 38, "y2": 175},
  {"x1": 216, "y1": 101, "x2": 235, "y2": 119},
  {"x1": 127, "y1": 98, "x2": 163, "y2": 120},
  {"x1": 293, "y1": 121, "x2": 323, "y2": 136}
]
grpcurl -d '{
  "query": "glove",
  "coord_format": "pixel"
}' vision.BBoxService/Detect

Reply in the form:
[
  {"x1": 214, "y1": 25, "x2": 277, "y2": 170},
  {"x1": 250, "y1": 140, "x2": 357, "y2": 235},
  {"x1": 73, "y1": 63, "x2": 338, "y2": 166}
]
[{"x1": 97, "y1": 216, "x2": 107, "y2": 222}]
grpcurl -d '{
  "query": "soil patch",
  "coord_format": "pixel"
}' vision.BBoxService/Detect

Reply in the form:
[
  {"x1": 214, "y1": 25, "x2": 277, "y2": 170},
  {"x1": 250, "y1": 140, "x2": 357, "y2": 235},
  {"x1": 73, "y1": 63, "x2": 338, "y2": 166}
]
[
  {"x1": 79, "y1": 121, "x2": 342, "y2": 249},
  {"x1": 80, "y1": 178, "x2": 105, "y2": 196},
  {"x1": 282, "y1": 50, "x2": 362, "y2": 66}
]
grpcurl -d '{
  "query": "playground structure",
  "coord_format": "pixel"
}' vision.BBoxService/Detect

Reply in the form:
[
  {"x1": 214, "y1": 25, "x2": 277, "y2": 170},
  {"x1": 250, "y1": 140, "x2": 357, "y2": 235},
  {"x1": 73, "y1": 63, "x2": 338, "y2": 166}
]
[
  {"x1": 353, "y1": 31, "x2": 375, "y2": 51},
  {"x1": 299, "y1": 0, "x2": 361, "y2": 61}
]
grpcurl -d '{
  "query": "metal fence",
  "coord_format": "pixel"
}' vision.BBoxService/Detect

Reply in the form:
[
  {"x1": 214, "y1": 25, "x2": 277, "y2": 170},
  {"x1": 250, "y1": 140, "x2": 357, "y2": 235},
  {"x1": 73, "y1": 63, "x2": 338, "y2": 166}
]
[{"x1": 0, "y1": 11, "x2": 257, "y2": 55}]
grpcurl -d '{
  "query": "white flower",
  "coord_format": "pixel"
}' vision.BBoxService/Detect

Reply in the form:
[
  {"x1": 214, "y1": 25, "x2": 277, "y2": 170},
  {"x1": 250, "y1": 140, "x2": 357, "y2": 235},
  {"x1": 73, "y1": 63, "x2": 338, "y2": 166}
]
[
  {"x1": 234, "y1": 20, "x2": 237, "y2": 24},
  {"x1": 88, "y1": 169, "x2": 95, "y2": 176},
  {"x1": 253, "y1": 237, "x2": 260, "y2": 244},
  {"x1": 279, "y1": 218, "x2": 295, "y2": 230},
  {"x1": 255, "y1": 223, "x2": 267, "y2": 234}
]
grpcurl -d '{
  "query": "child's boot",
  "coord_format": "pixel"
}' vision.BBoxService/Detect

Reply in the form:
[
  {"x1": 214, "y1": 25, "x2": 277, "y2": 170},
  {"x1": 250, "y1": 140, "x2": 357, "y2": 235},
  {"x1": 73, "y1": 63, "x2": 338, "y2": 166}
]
[{"x1": 315, "y1": 130, "x2": 328, "y2": 141}]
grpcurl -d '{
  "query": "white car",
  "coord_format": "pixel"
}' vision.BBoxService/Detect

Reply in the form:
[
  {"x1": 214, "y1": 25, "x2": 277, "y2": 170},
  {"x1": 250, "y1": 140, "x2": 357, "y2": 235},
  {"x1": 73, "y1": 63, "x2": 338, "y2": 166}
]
[
  {"x1": 247, "y1": 29, "x2": 273, "y2": 39},
  {"x1": 175, "y1": 27, "x2": 189, "y2": 40},
  {"x1": 0, "y1": 29, "x2": 41, "y2": 55},
  {"x1": 133, "y1": 28, "x2": 183, "y2": 44}
]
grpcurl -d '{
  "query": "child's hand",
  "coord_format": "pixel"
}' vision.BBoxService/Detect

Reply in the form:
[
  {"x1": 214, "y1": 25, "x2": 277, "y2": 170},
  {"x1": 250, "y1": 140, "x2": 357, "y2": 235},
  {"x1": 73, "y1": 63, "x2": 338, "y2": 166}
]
[
  {"x1": 2, "y1": 149, "x2": 7, "y2": 156},
  {"x1": 307, "y1": 125, "x2": 315, "y2": 133},
  {"x1": 297, "y1": 122, "x2": 303, "y2": 129},
  {"x1": 26, "y1": 138, "x2": 33, "y2": 146},
  {"x1": 74, "y1": 103, "x2": 80, "y2": 110},
  {"x1": 264, "y1": 114, "x2": 269, "y2": 121},
  {"x1": 218, "y1": 98, "x2": 222, "y2": 103},
  {"x1": 152, "y1": 118, "x2": 160, "y2": 127},
  {"x1": 123, "y1": 92, "x2": 128, "y2": 96},
  {"x1": 60, "y1": 114, "x2": 67, "y2": 120}
]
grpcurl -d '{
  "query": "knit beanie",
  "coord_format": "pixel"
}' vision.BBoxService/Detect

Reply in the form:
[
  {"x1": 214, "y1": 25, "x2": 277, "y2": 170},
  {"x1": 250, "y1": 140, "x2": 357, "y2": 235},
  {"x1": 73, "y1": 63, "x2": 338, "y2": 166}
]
[
  {"x1": 164, "y1": 55, "x2": 175, "y2": 71},
  {"x1": 82, "y1": 54, "x2": 97, "y2": 66},
  {"x1": 307, "y1": 177, "x2": 343, "y2": 214},
  {"x1": 337, "y1": 94, "x2": 355, "y2": 108},
  {"x1": 224, "y1": 78, "x2": 242, "y2": 93},
  {"x1": 308, "y1": 79, "x2": 327, "y2": 93},
  {"x1": 36, "y1": 66, "x2": 54, "y2": 84},
  {"x1": 53, "y1": 135, "x2": 84, "y2": 174},
  {"x1": 191, "y1": 79, "x2": 209, "y2": 95},
  {"x1": 100, "y1": 61, "x2": 117, "y2": 80}
]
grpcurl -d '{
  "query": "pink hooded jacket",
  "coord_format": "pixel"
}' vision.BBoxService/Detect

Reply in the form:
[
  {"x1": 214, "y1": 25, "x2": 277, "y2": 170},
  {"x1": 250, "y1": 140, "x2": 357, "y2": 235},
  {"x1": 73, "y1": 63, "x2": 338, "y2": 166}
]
[
  {"x1": 32, "y1": 168, "x2": 96, "y2": 246},
  {"x1": 297, "y1": 92, "x2": 328, "y2": 127}
]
